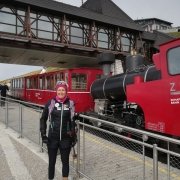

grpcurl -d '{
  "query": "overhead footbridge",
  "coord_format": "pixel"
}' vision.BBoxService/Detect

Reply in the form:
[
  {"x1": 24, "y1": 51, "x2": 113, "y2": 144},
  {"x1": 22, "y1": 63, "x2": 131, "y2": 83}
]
[{"x1": 0, "y1": 0, "x2": 173, "y2": 68}]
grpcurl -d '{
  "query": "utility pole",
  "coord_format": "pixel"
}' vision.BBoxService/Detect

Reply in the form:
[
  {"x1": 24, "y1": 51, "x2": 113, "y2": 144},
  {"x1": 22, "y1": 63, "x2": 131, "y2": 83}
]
[{"x1": 82, "y1": 0, "x2": 84, "y2": 5}]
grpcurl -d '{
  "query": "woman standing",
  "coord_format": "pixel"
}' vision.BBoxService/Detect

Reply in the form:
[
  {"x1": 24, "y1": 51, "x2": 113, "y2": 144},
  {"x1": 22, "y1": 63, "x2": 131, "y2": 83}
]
[{"x1": 40, "y1": 81, "x2": 76, "y2": 180}]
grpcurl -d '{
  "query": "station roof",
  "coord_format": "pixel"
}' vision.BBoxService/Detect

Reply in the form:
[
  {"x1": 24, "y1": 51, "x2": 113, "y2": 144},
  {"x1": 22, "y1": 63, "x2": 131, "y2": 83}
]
[
  {"x1": 13, "y1": 0, "x2": 143, "y2": 31},
  {"x1": 141, "y1": 30, "x2": 175, "y2": 48},
  {"x1": 152, "y1": 30, "x2": 175, "y2": 49}
]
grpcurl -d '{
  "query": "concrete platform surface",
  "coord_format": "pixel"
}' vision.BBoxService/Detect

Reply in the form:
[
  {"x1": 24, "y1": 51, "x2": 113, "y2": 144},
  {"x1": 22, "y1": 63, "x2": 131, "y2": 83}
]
[{"x1": 0, "y1": 122, "x2": 85, "y2": 180}]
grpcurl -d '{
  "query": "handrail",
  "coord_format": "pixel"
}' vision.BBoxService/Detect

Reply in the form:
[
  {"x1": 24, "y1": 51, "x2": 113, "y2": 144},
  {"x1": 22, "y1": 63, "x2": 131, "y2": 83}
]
[
  {"x1": 0, "y1": 96, "x2": 44, "y2": 108},
  {"x1": 80, "y1": 114, "x2": 180, "y2": 145},
  {"x1": 2, "y1": 96, "x2": 180, "y2": 145}
]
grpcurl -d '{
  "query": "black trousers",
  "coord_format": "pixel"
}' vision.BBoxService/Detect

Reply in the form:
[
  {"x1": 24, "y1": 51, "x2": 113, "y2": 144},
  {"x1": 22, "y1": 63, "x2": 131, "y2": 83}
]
[
  {"x1": 48, "y1": 138, "x2": 71, "y2": 179},
  {"x1": 1, "y1": 96, "x2": 5, "y2": 106}
]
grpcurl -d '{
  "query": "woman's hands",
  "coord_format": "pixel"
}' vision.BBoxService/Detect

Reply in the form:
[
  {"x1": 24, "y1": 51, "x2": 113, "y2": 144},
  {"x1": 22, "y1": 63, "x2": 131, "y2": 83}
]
[{"x1": 41, "y1": 134, "x2": 48, "y2": 144}]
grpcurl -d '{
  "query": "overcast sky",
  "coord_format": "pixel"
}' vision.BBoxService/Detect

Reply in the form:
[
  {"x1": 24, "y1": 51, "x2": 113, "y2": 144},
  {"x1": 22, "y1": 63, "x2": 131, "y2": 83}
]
[{"x1": 0, "y1": 0, "x2": 180, "y2": 81}]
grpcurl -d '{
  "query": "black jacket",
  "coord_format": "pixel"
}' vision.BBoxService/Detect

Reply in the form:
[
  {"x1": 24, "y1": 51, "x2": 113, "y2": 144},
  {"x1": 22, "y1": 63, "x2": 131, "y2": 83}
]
[
  {"x1": 0, "y1": 85, "x2": 9, "y2": 96},
  {"x1": 40, "y1": 97, "x2": 75, "y2": 140}
]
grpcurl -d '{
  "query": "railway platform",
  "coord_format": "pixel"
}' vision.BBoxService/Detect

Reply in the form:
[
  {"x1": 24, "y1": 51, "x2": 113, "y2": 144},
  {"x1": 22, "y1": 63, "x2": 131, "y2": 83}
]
[
  {"x1": 0, "y1": 122, "x2": 81, "y2": 180},
  {"x1": 1, "y1": 98, "x2": 180, "y2": 180}
]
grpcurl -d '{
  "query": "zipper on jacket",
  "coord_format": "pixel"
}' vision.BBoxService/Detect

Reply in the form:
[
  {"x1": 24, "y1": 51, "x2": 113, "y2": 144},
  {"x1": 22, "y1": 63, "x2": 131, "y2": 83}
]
[
  {"x1": 60, "y1": 103, "x2": 64, "y2": 141},
  {"x1": 50, "y1": 122, "x2": 53, "y2": 132},
  {"x1": 51, "y1": 121, "x2": 54, "y2": 132},
  {"x1": 49, "y1": 114, "x2": 53, "y2": 132}
]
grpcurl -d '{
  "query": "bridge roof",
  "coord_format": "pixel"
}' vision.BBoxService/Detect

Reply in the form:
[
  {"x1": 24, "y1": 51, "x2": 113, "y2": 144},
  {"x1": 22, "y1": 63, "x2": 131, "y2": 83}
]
[
  {"x1": 14, "y1": 0, "x2": 143, "y2": 31},
  {"x1": 1, "y1": 0, "x2": 173, "y2": 69}
]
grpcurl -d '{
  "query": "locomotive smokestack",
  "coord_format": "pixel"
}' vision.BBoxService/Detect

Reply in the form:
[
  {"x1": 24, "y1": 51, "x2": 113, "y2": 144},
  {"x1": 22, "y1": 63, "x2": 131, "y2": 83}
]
[
  {"x1": 98, "y1": 52, "x2": 115, "y2": 76},
  {"x1": 125, "y1": 54, "x2": 144, "y2": 72}
]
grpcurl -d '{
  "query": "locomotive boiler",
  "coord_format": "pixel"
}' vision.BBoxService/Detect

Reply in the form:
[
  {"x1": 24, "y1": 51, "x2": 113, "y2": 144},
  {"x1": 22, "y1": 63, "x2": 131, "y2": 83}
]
[
  {"x1": 91, "y1": 55, "x2": 161, "y2": 102},
  {"x1": 90, "y1": 38, "x2": 180, "y2": 138}
]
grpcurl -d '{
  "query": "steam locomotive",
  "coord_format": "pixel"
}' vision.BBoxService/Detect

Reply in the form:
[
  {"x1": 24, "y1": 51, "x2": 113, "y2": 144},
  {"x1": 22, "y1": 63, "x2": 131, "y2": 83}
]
[{"x1": 90, "y1": 38, "x2": 180, "y2": 138}]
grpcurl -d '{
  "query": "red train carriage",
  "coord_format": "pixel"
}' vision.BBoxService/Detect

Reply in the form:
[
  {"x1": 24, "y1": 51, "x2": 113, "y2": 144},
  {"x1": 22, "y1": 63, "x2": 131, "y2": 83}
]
[{"x1": 10, "y1": 68, "x2": 102, "y2": 113}]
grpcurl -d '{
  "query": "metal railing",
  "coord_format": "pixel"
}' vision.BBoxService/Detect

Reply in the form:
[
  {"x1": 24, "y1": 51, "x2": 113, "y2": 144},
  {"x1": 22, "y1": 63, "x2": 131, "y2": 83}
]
[
  {"x1": 0, "y1": 96, "x2": 43, "y2": 145},
  {"x1": 76, "y1": 114, "x2": 180, "y2": 180},
  {"x1": 1, "y1": 96, "x2": 180, "y2": 180},
  {"x1": 0, "y1": 96, "x2": 78, "y2": 177}
]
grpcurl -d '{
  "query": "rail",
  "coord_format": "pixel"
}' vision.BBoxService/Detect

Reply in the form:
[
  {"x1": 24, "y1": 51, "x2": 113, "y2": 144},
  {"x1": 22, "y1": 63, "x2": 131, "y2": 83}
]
[{"x1": 76, "y1": 114, "x2": 180, "y2": 180}]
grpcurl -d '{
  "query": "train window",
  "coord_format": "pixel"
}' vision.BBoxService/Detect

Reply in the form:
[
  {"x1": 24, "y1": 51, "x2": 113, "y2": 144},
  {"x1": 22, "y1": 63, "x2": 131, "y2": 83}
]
[
  {"x1": 15, "y1": 79, "x2": 18, "y2": 88},
  {"x1": 18, "y1": 79, "x2": 21, "y2": 88},
  {"x1": 19, "y1": 78, "x2": 22, "y2": 88},
  {"x1": 21, "y1": 79, "x2": 23, "y2": 88},
  {"x1": 46, "y1": 76, "x2": 50, "y2": 89},
  {"x1": 14, "y1": 79, "x2": 16, "y2": 88},
  {"x1": 168, "y1": 47, "x2": 180, "y2": 75},
  {"x1": 19, "y1": 79, "x2": 21, "y2": 88},
  {"x1": 55, "y1": 73, "x2": 64, "y2": 83},
  {"x1": 71, "y1": 73, "x2": 87, "y2": 90},
  {"x1": 28, "y1": 77, "x2": 37, "y2": 89},
  {"x1": 11, "y1": 80, "x2": 13, "y2": 89},
  {"x1": 12, "y1": 80, "x2": 14, "y2": 88},
  {"x1": 51, "y1": 75, "x2": 55, "y2": 89},
  {"x1": 33, "y1": 77, "x2": 38, "y2": 89},
  {"x1": 13, "y1": 80, "x2": 15, "y2": 88},
  {"x1": 65, "y1": 73, "x2": 68, "y2": 84},
  {"x1": 29, "y1": 78, "x2": 33, "y2": 89},
  {"x1": 39, "y1": 76, "x2": 45, "y2": 89},
  {"x1": 46, "y1": 75, "x2": 54, "y2": 90},
  {"x1": 14, "y1": 80, "x2": 16, "y2": 88},
  {"x1": 27, "y1": 78, "x2": 30, "y2": 89},
  {"x1": 21, "y1": 79, "x2": 24, "y2": 88},
  {"x1": 17, "y1": 79, "x2": 19, "y2": 88}
]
